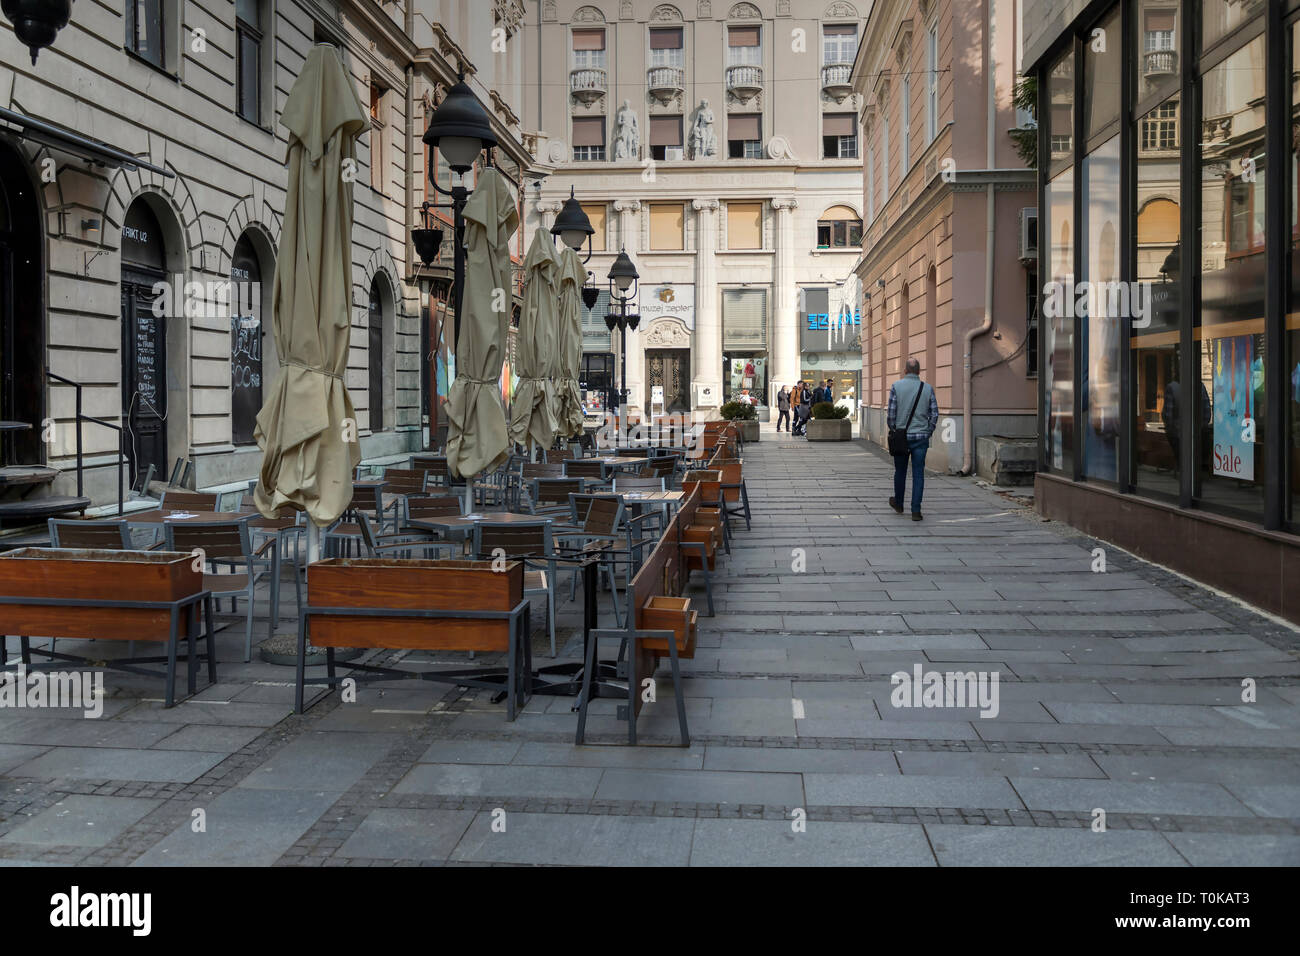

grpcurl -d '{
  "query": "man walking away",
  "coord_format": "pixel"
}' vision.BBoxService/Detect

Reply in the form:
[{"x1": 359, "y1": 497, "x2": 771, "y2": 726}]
[
  {"x1": 797, "y1": 380, "x2": 813, "y2": 436},
  {"x1": 811, "y1": 380, "x2": 826, "y2": 405},
  {"x1": 887, "y1": 357, "x2": 939, "y2": 520},
  {"x1": 776, "y1": 386, "x2": 791, "y2": 432}
]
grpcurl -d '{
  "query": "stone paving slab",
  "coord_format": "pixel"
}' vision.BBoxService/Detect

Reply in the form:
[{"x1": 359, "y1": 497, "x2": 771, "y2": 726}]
[
  {"x1": 688, "y1": 819, "x2": 937, "y2": 866},
  {"x1": 925, "y1": 825, "x2": 1190, "y2": 867},
  {"x1": 10, "y1": 747, "x2": 226, "y2": 784},
  {"x1": 1, "y1": 795, "x2": 160, "y2": 848},
  {"x1": 450, "y1": 811, "x2": 696, "y2": 866}
]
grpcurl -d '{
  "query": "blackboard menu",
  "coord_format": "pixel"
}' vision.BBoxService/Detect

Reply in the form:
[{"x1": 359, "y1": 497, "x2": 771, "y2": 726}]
[{"x1": 135, "y1": 310, "x2": 161, "y2": 408}]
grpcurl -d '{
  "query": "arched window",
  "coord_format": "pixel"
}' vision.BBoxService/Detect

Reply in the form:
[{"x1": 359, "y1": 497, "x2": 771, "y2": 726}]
[
  {"x1": 368, "y1": 277, "x2": 386, "y2": 432},
  {"x1": 1136, "y1": 197, "x2": 1179, "y2": 245},
  {"x1": 817, "y1": 205, "x2": 863, "y2": 248},
  {"x1": 230, "y1": 233, "x2": 264, "y2": 445}
]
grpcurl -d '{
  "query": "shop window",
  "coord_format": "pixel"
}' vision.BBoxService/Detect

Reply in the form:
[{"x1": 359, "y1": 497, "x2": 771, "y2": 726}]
[
  {"x1": 370, "y1": 84, "x2": 386, "y2": 193},
  {"x1": 1291, "y1": 20, "x2": 1300, "y2": 527},
  {"x1": 1197, "y1": 35, "x2": 1266, "y2": 516},
  {"x1": 1081, "y1": 135, "x2": 1121, "y2": 483},
  {"x1": 368, "y1": 278, "x2": 386, "y2": 432},
  {"x1": 649, "y1": 203, "x2": 684, "y2": 250},
  {"x1": 1044, "y1": 170, "x2": 1075, "y2": 474},
  {"x1": 230, "y1": 234, "x2": 265, "y2": 446},
  {"x1": 126, "y1": 0, "x2": 168, "y2": 69},
  {"x1": 726, "y1": 202, "x2": 762, "y2": 250}
]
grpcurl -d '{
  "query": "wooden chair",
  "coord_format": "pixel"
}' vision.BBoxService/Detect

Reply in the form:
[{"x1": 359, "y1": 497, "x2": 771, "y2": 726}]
[
  {"x1": 527, "y1": 477, "x2": 585, "y2": 516},
  {"x1": 160, "y1": 490, "x2": 219, "y2": 511},
  {"x1": 342, "y1": 513, "x2": 456, "y2": 561},
  {"x1": 682, "y1": 469, "x2": 731, "y2": 553},
  {"x1": 563, "y1": 459, "x2": 610, "y2": 486},
  {"x1": 471, "y1": 521, "x2": 561, "y2": 656},
  {"x1": 47, "y1": 518, "x2": 136, "y2": 550},
  {"x1": 164, "y1": 520, "x2": 278, "y2": 662},
  {"x1": 410, "y1": 454, "x2": 456, "y2": 490}
]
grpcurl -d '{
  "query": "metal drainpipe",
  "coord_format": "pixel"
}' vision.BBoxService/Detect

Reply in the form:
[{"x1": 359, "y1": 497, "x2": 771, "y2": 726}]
[{"x1": 962, "y1": 0, "x2": 997, "y2": 475}]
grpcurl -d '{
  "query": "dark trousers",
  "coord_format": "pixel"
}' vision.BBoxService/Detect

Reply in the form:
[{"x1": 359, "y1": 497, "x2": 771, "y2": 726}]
[
  {"x1": 776, "y1": 408, "x2": 790, "y2": 431},
  {"x1": 893, "y1": 435, "x2": 929, "y2": 514}
]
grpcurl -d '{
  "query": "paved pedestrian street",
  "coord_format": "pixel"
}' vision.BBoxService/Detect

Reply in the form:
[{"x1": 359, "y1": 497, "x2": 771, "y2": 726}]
[{"x1": 1, "y1": 427, "x2": 1298, "y2": 867}]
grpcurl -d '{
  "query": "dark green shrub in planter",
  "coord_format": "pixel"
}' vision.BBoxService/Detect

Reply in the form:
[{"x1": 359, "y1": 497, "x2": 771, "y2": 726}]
[
  {"x1": 720, "y1": 400, "x2": 758, "y2": 421},
  {"x1": 811, "y1": 401, "x2": 849, "y2": 420}
]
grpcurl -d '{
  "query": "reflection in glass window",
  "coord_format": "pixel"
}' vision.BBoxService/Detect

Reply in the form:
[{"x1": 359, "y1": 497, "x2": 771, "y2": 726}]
[
  {"x1": 1044, "y1": 172, "x2": 1074, "y2": 474},
  {"x1": 1081, "y1": 135, "x2": 1121, "y2": 482},
  {"x1": 1202, "y1": 0, "x2": 1264, "y2": 53},
  {"x1": 1135, "y1": 0, "x2": 1179, "y2": 107},
  {"x1": 1083, "y1": 8, "x2": 1121, "y2": 145},
  {"x1": 1289, "y1": 22, "x2": 1300, "y2": 525},
  {"x1": 1048, "y1": 51, "x2": 1074, "y2": 176},
  {"x1": 1197, "y1": 36, "x2": 1266, "y2": 515},
  {"x1": 1132, "y1": 92, "x2": 1182, "y2": 498}
]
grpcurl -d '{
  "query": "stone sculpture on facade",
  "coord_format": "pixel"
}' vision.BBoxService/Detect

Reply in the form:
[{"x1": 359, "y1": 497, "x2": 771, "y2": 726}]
[
  {"x1": 691, "y1": 99, "x2": 717, "y2": 159},
  {"x1": 614, "y1": 100, "x2": 639, "y2": 160}
]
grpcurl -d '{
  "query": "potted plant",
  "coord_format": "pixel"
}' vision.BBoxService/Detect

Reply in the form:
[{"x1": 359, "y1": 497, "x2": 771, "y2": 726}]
[
  {"x1": 807, "y1": 401, "x2": 852, "y2": 441},
  {"x1": 719, "y1": 400, "x2": 760, "y2": 443}
]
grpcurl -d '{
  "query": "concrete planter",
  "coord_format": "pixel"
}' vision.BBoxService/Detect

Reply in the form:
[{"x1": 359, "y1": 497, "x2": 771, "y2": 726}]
[
  {"x1": 807, "y1": 418, "x2": 852, "y2": 441},
  {"x1": 738, "y1": 420, "x2": 760, "y2": 442}
]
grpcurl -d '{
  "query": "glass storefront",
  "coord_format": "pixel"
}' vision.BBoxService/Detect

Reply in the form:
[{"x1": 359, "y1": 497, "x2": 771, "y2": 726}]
[
  {"x1": 1196, "y1": 35, "x2": 1266, "y2": 516},
  {"x1": 1038, "y1": 0, "x2": 1299, "y2": 534}
]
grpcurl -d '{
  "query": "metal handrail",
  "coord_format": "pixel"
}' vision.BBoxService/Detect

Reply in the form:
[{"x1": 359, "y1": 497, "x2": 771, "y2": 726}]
[{"x1": 45, "y1": 368, "x2": 125, "y2": 515}]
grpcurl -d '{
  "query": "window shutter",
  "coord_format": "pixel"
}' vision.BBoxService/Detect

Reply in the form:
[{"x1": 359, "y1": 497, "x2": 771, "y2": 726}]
[
  {"x1": 728, "y1": 25, "x2": 760, "y2": 47},
  {"x1": 572, "y1": 117, "x2": 605, "y2": 146},
  {"x1": 824, "y1": 113, "x2": 855, "y2": 136},
  {"x1": 727, "y1": 202, "x2": 762, "y2": 250},
  {"x1": 823, "y1": 24, "x2": 856, "y2": 36},
  {"x1": 572, "y1": 29, "x2": 605, "y2": 50},
  {"x1": 650, "y1": 116, "x2": 683, "y2": 146},
  {"x1": 723, "y1": 288, "x2": 768, "y2": 347},
  {"x1": 729, "y1": 114, "x2": 760, "y2": 140},
  {"x1": 650, "y1": 28, "x2": 682, "y2": 49},
  {"x1": 649, "y1": 203, "x2": 684, "y2": 250}
]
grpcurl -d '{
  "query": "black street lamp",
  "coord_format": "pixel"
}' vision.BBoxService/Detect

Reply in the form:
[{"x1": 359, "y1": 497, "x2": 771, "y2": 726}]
[
  {"x1": 418, "y1": 73, "x2": 496, "y2": 449},
  {"x1": 603, "y1": 248, "x2": 639, "y2": 416},
  {"x1": 2, "y1": 0, "x2": 73, "y2": 65}
]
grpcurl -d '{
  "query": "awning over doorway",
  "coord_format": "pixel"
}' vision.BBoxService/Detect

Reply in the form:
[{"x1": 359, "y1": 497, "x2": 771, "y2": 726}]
[{"x1": 0, "y1": 105, "x2": 175, "y2": 177}]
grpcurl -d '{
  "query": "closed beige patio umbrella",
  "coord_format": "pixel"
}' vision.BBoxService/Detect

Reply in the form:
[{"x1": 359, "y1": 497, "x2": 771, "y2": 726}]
[
  {"x1": 445, "y1": 166, "x2": 519, "y2": 481},
  {"x1": 508, "y1": 227, "x2": 560, "y2": 452},
  {"x1": 555, "y1": 246, "x2": 586, "y2": 438},
  {"x1": 254, "y1": 43, "x2": 367, "y2": 529}
]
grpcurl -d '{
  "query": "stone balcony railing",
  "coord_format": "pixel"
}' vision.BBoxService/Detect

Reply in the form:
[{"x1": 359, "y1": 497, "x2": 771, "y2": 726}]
[
  {"x1": 569, "y1": 68, "x2": 607, "y2": 104},
  {"x1": 725, "y1": 65, "x2": 763, "y2": 98},
  {"x1": 1143, "y1": 49, "x2": 1177, "y2": 76},
  {"x1": 647, "y1": 66, "x2": 684, "y2": 103},
  {"x1": 821, "y1": 63, "x2": 853, "y2": 99}
]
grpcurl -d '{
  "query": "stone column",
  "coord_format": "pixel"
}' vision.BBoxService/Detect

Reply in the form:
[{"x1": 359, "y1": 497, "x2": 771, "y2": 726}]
[
  {"x1": 613, "y1": 200, "x2": 643, "y2": 413},
  {"x1": 535, "y1": 200, "x2": 563, "y2": 232},
  {"x1": 692, "y1": 198, "x2": 721, "y2": 414},
  {"x1": 772, "y1": 198, "x2": 799, "y2": 405}
]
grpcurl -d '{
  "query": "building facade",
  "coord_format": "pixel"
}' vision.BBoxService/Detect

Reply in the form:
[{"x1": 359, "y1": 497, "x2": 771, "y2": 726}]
[
  {"x1": 849, "y1": 0, "x2": 1036, "y2": 474},
  {"x1": 0, "y1": 0, "x2": 532, "y2": 511},
  {"x1": 521, "y1": 0, "x2": 868, "y2": 419},
  {"x1": 1024, "y1": 0, "x2": 1300, "y2": 623}
]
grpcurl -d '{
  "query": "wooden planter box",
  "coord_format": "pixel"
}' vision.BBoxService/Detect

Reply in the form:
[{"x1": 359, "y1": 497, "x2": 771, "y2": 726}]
[
  {"x1": 307, "y1": 558, "x2": 523, "y2": 652},
  {"x1": 638, "y1": 595, "x2": 698, "y2": 660},
  {"x1": 807, "y1": 417, "x2": 853, "y2": 441},
  {"x1": 0, "y1": 548, "x2": 202, "y2": 642}
]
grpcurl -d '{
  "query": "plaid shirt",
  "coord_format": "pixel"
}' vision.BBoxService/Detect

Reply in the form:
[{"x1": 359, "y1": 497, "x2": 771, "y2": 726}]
[{"x1": 887, "y1": 376, "x2": 940, "y2": 436}]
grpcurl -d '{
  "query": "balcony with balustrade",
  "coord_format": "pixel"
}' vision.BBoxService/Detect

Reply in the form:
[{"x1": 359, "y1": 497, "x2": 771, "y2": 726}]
[
  {"x1": 647, "y1": 67, "x2": 684, "y2": 105},
  {"x1": 1142, "y1": 49, "x2": 1178, "y2": 78},
  {"x1": 570, "y1": 68, "x2": 607, "y2": 104},
  {"x1": 821, "y1": 63, "x2": 853, "y2": 100},
  {"x1": 725, "y1": 65, "x2": 763, "y2": 100}
]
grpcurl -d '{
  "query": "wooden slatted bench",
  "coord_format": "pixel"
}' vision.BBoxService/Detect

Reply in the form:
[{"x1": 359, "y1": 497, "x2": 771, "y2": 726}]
[
  {"x1": 296, "y1": 558, "x2": 531, "y2": 719},
  {"x1": 0, "y1": 548, "x2": 215, "y2": 707}
]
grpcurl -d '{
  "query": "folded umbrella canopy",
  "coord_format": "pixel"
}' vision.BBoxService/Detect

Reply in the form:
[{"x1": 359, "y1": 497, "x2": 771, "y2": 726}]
[
  {"x1": 508, "y1": 227, "x2": 560, "y2": 451},
  {"x1": 555, "y1": 246, "x2": 586, "y2": 438},
  {"x1": 445, "y1": 166, "x2": 519, "y2": 479},
  {"x1": 254, "y1": 43, "x2": 367, "y2": 525}
]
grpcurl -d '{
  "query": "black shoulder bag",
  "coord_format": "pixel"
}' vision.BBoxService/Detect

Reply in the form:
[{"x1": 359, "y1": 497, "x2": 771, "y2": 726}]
[{"x1": 888, "y1": 382, "x2": 925, "y2": 457}]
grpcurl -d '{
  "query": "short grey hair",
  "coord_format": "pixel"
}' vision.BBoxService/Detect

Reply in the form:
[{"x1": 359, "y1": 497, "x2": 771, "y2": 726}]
[{"x1": 905, "y1": 357, "x2": 921, "y2": 375}]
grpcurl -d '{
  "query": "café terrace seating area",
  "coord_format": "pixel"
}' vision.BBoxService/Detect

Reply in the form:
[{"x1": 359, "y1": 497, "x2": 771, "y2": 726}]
[{"x1": 0, "y1": 421, "x2": 752, "y2": 745}]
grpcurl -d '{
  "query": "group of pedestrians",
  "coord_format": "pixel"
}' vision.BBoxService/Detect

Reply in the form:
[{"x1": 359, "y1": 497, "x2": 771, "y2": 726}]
[{"x1": 775, "y1": 379, "x2": 835, "y2": 437}]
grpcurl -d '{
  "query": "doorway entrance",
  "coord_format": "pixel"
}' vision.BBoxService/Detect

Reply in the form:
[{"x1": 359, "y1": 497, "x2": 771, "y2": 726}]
[
  {"x1": 0, "y1": 141, "x2": 43, "y2": 467},
  {"x1": 645, "y1": 348, "x2": 690, "y2": 413},
  {"x1": 120, "y1": 201, "x2": 169, "y2": 487}
]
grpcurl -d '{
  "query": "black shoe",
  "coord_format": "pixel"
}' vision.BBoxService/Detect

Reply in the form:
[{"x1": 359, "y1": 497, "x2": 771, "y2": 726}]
[
  {"x1": 912, "y1": 512, "x2": 923, "y2": 521},
  {"x1": 889, "y1": 498, "x2": 903, "y2": 514}
]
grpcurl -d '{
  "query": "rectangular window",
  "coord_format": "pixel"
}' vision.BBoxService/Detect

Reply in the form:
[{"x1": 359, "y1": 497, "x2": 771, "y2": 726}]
[
  {"x1": 649, "y1": 27, "x2": 683, "y2": 68},
  {"x1": 727, "y1": 25, "x2": 761, "y2": 66},
  {"x1": 1197, "y1": 35, "x2": 1266, "y2": 516},
  {"x1": 1048, "y1": 49, "x2": 1074, "y2": 178},
  {"x1": 880, "y1": 115, "x2": 888, "y2": 185},
  {"x1": 581, "y1": 290, "x2": 612, "y2": 352},
  {"x1": 926, "y1": 24, "x2": 939, "y2": 142},
  {"x1": 236, "y1": 0, "x2": 261, "y2": 124},
  {"x1": 650, "y1": 115, "x2": 683, "y2": 161},
  {"x1": 816, "y1": 216, "x2": 862, "y2": 249},
  {"x1": 581, "y1": 202, "x2": 607, "y2": 252},
  {"x1": 901, "y1": 73, "x2": 911, "y2": 171},
  {"x1": 370, "y1": 84, "x2": 386, "y2": 193},
  {"x1": 649, "y1": 203, "x2": 684, "y2": 250},
  {"x1": 727, "y1": 113, "x2": 761, "y2": 159},
  {"x1": 572, "y1": 28, "x2": 606, "y2": 69},
  {"x1": 126, "y1": 0, "x2": 164, "y2": 68},
  {"x1": 1081, "y1": 134, "x2": 1121, "y2": 483},
  {"x1": 572, "y1": 116, "x2": 606, "y2": 162},
  {"x1": 866, "y1": 136, "x2": 875, "y2": 221},
  {"x1": 1138, "y1": 0, "x2": 1178, "y2": 108},
  {"x1": 822, "y1": 23, "x2": 856, "y2": 65},
  {"x1": 1044, "y1": 170, "x2": 1074, "y2": 474},
  {"x1": 723, "y1": 288, "x2": 767, "y2": 349},
  {"x1": 823, "y1": 112, "x2": 857, "y2": 159},
  {"x1": 1083, "y1": 7, "x2": 1121, "y2": 147},
  {"x1": 727, "y1": 202, "x2": 762, "y2": 249},
  {"x1": 1132, "y1": 90, "x2": 1183, "y2": 499}
]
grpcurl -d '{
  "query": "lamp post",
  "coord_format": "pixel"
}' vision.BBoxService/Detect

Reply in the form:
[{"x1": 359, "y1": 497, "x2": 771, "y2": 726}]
[
  {"x1": 603, "y1": 248, "x2": 639, "y2": 421},
  {"x1": 417, "y1": 73, "x2": 496, "y2": 449}
]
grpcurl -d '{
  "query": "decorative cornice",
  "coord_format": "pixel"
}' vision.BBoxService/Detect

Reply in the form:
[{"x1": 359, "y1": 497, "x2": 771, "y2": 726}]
[{"x1": 429, "y1": 23, "x2": 476, "y2": 77}]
